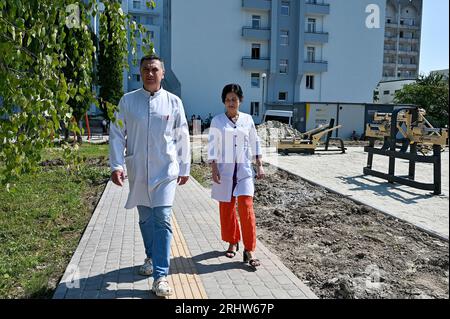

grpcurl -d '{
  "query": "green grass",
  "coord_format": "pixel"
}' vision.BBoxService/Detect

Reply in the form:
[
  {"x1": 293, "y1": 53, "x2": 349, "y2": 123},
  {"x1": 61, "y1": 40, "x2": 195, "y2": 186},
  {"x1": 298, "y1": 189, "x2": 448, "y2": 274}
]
[
  {"x1": 41, "y1": 143, "x2": 109, "y2": 162},
  {"x1": 0, "y1": 144, "x2": 109, "y2": 298},
  {"x1": 190, "y1": 163, "x2": 211, "y2": 188}
]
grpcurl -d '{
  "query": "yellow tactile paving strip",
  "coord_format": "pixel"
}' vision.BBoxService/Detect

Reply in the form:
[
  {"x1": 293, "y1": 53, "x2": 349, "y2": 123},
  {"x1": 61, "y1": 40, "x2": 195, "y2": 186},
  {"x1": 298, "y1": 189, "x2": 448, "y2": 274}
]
[{"x1": 166, "y1": 215, "x2": 208, "y2": 299}]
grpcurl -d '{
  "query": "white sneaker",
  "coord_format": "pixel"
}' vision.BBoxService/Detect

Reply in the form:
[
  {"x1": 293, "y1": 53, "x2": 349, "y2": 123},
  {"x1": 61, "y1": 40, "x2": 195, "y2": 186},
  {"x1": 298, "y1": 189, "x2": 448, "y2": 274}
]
[
  {"x1": 138, "y1": 258, "x2": 153, "y2": 276},
  {"x1": 152, "y1": 277, "x2": 173, "y2": 297}
]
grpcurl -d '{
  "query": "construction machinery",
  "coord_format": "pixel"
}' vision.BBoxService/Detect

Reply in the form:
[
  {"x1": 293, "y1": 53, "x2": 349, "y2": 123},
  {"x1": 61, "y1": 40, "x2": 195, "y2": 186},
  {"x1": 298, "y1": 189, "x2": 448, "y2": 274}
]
[
  {"x1": 364, "y1": 107, "x2": 448, "y2": 195},
  {"x1": 277, "y1": 119, "x2": 346, "y2": 155}
]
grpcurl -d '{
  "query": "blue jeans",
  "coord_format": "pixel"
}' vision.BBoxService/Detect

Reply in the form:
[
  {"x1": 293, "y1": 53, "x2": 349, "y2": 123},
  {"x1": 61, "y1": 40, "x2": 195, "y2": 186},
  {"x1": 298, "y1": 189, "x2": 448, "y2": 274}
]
[{"x1": 137, "y1": 206, "x2": 173, "y2": 280}]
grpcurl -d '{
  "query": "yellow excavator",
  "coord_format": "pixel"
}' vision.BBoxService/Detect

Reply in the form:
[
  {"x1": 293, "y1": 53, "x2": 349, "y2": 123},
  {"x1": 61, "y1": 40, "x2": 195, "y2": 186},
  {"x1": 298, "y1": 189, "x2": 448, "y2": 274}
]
[{"x1": 277, "y1": 118, "x2": 346, "y2": 155}]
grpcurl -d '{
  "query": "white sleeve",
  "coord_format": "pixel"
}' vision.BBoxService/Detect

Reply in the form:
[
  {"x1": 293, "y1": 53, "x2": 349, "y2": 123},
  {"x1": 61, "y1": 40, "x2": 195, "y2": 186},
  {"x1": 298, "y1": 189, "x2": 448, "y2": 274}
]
[
  {"x1": 249, "y1": 117, "x2": 262, "y2": 159},
  {"x1": 174, "y1": 98, "x2": 191, "y2": 176},
  {"x1": 207, "y1": 117, "x2": 221, "y2": 163},
  {"x1": 109, "y1": 97, "x2": 127, "y2": 172}
]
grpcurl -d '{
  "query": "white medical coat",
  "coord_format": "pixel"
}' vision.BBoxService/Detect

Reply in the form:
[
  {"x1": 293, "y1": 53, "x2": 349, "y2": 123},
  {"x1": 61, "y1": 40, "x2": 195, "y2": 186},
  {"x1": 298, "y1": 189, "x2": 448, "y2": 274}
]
[
  {"x1": 207, "y1": 112, "x2": 262, "y2": 202},
  {"x1": 109, "y1": 88, "x2": 191, "y2": 209}
]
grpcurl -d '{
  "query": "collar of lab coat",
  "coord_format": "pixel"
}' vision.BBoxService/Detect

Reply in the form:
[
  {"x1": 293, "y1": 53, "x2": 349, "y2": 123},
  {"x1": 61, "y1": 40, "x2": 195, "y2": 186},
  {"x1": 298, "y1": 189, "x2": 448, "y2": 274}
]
[
  {"x1": 222, "y1": 112, "x2": 242, "y2": 126},
  {"x1": 140, "y1": 86, "x2": 165, "y2": 98}
]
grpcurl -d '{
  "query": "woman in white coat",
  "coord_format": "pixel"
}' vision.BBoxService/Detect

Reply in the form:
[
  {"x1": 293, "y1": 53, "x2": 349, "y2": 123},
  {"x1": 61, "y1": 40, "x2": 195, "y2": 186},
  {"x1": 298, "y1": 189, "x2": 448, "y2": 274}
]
[{"x1": 208, "y1": 84, "x2": 265, "y2": 270}]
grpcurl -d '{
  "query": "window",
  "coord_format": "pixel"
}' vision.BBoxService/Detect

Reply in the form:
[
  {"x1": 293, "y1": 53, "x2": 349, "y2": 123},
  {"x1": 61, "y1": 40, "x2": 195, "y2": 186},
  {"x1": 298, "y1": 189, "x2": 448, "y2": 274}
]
[
  {"x1": 280, "y1": 59, "x2": 288, "y2": 74},
  {"x1": 278, "y1": 92, "x2": 288, "y2": 101},
  {"x1": 251, "y1": 73, "x2": 260, "y2": 88},
  {"x1": 252, "y1": 15, "x2": 261, "y2": 29},
  {"x1": 387, "y1": 18, "x2": 392, "y2": 24},
  {"x1": 383, "y1": 90, "x2": 390, "y2": 95},
  {"x1": 281, "y1": 1, "x2": 290, "y2": 16},
  {"x1": 307, "y1": 47, "x2": 315, "y2": 62},
  {"x1": 400, "y1": 31, "x2": 404, "y2": 38},
  {"x1": 145, "y1": 16, "x2": 154, "y2": 25},
  {"x1": 251, "y1": 44, "x2": 261, "y2": 59},
  {"x1": 307, "y1": 18, "x2": 316, "y2": 33},
  {"x1": 280, "y1": 30, "x2": 289, "y2": 46},
  {"x1": 132, "y1": 15, "x2": 140, "y2": 23},
  {"x1": 250, "y1": 102, "x2": 260, "y2": 116},
  {"x1": 133, "y1": 0, "x2": 141, "y2": 9},
  {"x1": 306, "y1": 75, "x2": 314, "y2": 89},
  {"x1": 135, "y1": 74, "x2": 141, "y2": 82}
]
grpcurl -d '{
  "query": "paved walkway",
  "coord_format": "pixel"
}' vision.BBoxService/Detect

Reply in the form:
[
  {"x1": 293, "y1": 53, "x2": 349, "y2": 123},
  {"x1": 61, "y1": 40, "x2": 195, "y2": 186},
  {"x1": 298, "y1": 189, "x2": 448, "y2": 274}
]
[
  {"x1": 53, "y1": 178, "x2": 317, "y2": 299},
  {"x1": 265, "y1": 147, "x2": 449, "y2": 241}
]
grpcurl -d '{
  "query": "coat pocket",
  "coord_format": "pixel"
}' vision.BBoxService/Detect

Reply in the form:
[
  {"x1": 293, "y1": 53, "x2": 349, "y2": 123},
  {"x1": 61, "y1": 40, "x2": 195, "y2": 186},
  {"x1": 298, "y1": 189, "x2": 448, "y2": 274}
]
[
  {"x1": 124, "y1": 154, "x2": 135, "y2": 182},
  {"x1": 151, "y1": 113, "x2": 174, "y2": 136}
]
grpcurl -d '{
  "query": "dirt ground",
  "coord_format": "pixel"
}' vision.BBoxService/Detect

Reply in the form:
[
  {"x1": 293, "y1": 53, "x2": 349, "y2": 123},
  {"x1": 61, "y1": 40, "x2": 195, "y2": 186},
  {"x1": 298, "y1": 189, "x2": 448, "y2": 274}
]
[{"x1": 191, "y1": 162, "x2": 449, "y2": 299}]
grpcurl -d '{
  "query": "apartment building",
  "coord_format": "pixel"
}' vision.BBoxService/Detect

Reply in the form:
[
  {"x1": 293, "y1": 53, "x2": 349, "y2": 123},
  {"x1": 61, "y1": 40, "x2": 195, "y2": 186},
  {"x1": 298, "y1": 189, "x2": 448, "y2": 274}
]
[
  {"x1": 121, "y1": 0, "x2": 398, "y2": 128},
  {"x1": 383, "y1": 0, "x2": 423, "y2": 80}
]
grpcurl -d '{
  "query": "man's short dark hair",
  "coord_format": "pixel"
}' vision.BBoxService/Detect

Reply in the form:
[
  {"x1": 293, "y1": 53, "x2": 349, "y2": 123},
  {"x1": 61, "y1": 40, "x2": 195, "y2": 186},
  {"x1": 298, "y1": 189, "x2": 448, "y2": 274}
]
[
  {"x1": 221, "y1": 84, "x2": 244, "y2": 103},
  {"x1": 140, "y1": 55, "x2": 165, "y2": 69}
]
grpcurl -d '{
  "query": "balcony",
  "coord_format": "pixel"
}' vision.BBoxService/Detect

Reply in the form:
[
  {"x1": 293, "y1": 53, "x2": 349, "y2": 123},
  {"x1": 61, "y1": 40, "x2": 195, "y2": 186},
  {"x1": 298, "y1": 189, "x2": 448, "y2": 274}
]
[
  {"x1": 303, "y1": 60, "x2": 328, "y2": 73},
  {"x1": 242, "y1": 27, "x2": 271, "y2": 41},
  {"x1": 384, "y1": 35, "x2": 396, "y2": 42},
  {"x1": 383, "y1": 62, "x2": 396, "y2": 68},
  {"x1": 385, "y1": 17, "x2": 420, "y2": 30},
  {"x1": 304, "y1": 31, "x2": 329, "y2": 44},
  {"x1": 399, "y1": 23, "x2": 420, "y2": 30},
  {"x1": 399, "y1": 37, "x2": 420, "y2": 44},
  {"x1": 384, "y1": 49, "x2": 397, "y2": 55},
  {"x1": 398, "y1": 63, "x2": 418, "y2": 70},
  {"x1": 128, "y1": 3, "x2": 160, "y2": 15},
  {"x1": 305, "y1": 1, "x2": 330, "y2": 15},
  {"x1": 242, "y1": 0, "x2": 271, "y2": 11},
  {"x1": 242, "y1": 57, "x2": 270, "y2": 70},
  {"x1": 398, "y1": 49, "x2": 419, "y2": 56}
]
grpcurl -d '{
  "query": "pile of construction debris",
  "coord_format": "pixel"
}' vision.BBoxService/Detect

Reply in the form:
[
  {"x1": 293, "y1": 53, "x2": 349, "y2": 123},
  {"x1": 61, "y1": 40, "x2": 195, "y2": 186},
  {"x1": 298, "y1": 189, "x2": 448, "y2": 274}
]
[{"x1": 257, "y1": 121, "x2": 303, "y2": 146}]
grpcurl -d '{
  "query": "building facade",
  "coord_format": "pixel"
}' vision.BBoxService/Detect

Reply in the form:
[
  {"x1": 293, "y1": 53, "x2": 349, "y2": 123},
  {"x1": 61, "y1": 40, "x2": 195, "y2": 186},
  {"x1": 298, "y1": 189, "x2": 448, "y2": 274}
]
[
  {"x1": 122, "y1": 0, "x2": 420, "y2": 127},
  {"x1": 373, "y1": 78, "x2": 416, "y2": 104},
  {"x1": 383, "y1": 0, "x2": 423, "y2": 80}
]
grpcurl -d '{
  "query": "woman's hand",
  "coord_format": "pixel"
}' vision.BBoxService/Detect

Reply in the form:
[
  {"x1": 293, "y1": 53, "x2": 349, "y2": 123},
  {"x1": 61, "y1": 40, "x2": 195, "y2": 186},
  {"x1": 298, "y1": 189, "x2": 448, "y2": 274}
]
[
  {"x1": 211, "y1": 162, "x2": 221, "y2": 184},
  {"x1": 256, "y1": 164, "x2": 265, "y2": 180}
]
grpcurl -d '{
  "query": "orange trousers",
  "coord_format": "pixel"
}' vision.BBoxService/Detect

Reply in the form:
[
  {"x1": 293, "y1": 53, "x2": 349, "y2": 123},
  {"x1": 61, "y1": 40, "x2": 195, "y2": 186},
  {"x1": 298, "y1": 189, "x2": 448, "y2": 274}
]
[{"x1": 219, "y1": 196, "x2": 256, "y2": 252}]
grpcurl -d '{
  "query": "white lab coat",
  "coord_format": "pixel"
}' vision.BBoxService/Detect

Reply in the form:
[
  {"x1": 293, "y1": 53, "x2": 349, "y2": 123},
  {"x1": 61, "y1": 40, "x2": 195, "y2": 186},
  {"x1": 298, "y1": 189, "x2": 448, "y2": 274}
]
[
  {"x1": 207, "y1": 112, "x2": 262, "y2": 202},
  {"x1": 109, "y1": 88, "x2": 191, "y2": 209}
]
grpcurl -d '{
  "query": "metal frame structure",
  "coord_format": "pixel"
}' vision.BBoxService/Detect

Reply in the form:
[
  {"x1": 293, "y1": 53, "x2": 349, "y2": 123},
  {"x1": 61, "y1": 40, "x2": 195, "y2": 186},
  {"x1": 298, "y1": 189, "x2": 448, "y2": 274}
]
[
  {"x1": 364, "y1": 107, "x2": 448, "y2": 195},
  {"x1": 278, "y1": 118, "x2": 346, "y2": 155}
]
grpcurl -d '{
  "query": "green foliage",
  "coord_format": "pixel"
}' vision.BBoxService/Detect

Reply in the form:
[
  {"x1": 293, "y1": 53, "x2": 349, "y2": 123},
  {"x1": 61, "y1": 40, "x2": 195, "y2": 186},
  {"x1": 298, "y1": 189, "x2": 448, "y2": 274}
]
[
  {"x1": 97, "y1": 0, "x2": 155, "y2": 120},
  {"x1": 0, "y1": 145, "x2": 109, "y2": 298},
  {"x1": 394, "y1": 73, "x2": 449, "y2": 127},
  {"x1": 0, "y1": 0, "x2": 156, "y2": 185}
]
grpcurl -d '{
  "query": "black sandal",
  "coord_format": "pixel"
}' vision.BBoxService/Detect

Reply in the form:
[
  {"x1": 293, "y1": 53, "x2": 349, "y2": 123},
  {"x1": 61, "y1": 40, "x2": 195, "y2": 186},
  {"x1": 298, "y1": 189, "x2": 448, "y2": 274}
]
[
  {"x1": 243, "y1": 250, "x2": 261, "y2": 270},
  {"x1": 225, "y1": 242, "x2": 239, "y2": 258}
]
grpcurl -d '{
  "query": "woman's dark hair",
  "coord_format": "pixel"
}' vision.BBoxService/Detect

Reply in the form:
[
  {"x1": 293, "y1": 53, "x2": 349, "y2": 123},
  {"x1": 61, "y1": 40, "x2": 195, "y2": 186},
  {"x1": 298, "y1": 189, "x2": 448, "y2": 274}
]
[{"x1": 221, "y1": 84, "x2": 244, "y2": 103}]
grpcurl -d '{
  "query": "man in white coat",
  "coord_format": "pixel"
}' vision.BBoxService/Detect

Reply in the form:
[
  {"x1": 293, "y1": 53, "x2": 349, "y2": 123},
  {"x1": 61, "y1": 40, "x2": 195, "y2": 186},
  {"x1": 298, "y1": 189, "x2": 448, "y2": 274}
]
[{"x1": 109, "y1": 55, "x2": 190, "y2": 297}]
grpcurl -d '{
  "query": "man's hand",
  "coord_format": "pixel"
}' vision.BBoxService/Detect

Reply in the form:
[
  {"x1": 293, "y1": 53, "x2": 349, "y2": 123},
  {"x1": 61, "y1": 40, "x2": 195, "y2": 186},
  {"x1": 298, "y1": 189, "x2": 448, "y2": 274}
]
[
  {"x1": 177, "y1": 176, "x2": 189, "y2": 185},
  {"x1": 111, "y1": 170, "x2": 126, "y2": 187}
]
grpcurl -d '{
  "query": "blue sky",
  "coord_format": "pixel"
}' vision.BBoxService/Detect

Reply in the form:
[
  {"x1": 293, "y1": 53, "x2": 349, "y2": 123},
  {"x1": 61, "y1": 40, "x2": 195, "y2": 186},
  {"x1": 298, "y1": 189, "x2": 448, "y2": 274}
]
[{"x1": 419, "y1": 0, "x2": 449, "y2": 74}]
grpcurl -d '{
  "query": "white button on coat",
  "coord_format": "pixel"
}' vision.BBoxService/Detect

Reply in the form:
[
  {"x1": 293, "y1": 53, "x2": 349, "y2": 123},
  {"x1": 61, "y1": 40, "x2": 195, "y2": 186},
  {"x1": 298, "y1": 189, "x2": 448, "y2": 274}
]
[
  {"x1": 207, "y1": 112, "x2": 262, "y2": 202},
  {"x1": 109, "y1": 88, "x2": 191, "y2": 209}
]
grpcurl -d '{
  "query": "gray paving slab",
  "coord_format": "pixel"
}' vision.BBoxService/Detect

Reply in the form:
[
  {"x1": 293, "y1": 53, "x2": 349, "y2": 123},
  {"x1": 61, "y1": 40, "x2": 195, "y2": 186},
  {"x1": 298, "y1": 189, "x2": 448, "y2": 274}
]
[
  {"x1": 54, "y1": 174, "x2": 317, "y2": 299},
  {"x1": 173, "y1": 178, "x2": 317, "y2": 299},
  {"x1": 265, "y1": 147, "x2": 449, "y2": 240}
]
